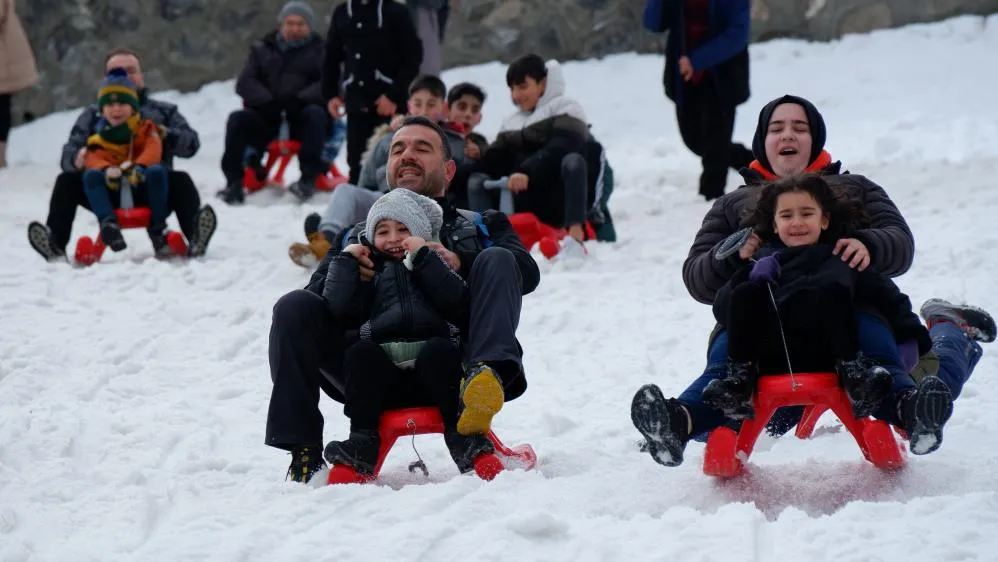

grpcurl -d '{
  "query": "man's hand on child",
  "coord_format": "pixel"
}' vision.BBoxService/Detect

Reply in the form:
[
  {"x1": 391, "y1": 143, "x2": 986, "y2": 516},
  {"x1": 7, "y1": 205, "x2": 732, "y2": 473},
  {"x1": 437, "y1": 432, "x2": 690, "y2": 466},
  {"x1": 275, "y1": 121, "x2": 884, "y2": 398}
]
[
  {"x1": 401, "y1": 237, "x2": 427, "y2": 253},
  {"x1": 427, "y1": 242, "x2": 461, "y2": 271},
  {"x1": 679, "y1": 56, "x2": 695, "y2": 81},
  {"x1": 508, "y1": 173, "x2": 529, "y2": 193},
  {"x1": 74, "y1": 148, "x2": 87, "y2": 170},
  {"x1": 737, "y1": 231, "x2": 762, "y2": 260},
  {"x1": 833, "y1": 238, "x2": 870, "y2": 271}
]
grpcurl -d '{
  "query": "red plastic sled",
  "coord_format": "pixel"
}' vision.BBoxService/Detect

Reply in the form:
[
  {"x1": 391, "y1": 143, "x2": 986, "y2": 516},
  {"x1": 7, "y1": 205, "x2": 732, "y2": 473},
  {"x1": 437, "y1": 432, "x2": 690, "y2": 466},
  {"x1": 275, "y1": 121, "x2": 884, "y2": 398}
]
[
  {"x1": 74, "y1": 208, "x2": 187, "y2": 266},
  {"x1": 243, "y1": 139, "x2": 348, "y2": 193},
  {"x1": 702, "y1": 372, "x2": 906, "y2": 478},
  {"x1": 327, "y1": 406, "x2": 537, "y2": 485},
  {"x1": 507, "y1": 212, "x2": 596, "y2": 260}
]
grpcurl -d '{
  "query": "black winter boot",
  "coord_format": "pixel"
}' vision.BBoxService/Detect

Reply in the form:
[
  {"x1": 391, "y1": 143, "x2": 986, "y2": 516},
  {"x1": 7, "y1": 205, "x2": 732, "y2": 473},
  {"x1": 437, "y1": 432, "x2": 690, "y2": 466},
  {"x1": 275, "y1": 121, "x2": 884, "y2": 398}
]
[
  {"x1": 899, "y1": 375, "x2": 954, "y2": 455},
  {"x1": 286, "y1": 444, "x2": 327, "y2": 483},
  {"x1": 323, "y1": 429, "x2": 381, "y2": 475},
  {"x1": 630, "y1": 384, "x2": 691, "y2": 467},
  {"x1": 444, "y1": 428, "x2": 495, "y2": 474},
  {"x1": 147, "y1": 221, "x2": 174, "y2": 259},
  {"x1": 702, "y1": 360, "x2": 757, "y2": 420},
  {"x1": 99, "y1": 216, "x2": 127, "y2": 252},
  {"x1": 836, "y1": 354, "x2": 893, "y2": 418}
]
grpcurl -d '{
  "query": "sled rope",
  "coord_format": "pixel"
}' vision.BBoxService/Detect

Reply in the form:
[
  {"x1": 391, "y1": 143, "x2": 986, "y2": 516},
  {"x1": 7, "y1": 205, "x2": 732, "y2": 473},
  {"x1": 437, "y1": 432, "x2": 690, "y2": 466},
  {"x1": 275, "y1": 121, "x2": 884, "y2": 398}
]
[
  {"x1": 406, "y1": 418, "x2": 429, "y2": 477},
  {"x1": 764, "y1": 278, "x2": 800, "y2": 390}
]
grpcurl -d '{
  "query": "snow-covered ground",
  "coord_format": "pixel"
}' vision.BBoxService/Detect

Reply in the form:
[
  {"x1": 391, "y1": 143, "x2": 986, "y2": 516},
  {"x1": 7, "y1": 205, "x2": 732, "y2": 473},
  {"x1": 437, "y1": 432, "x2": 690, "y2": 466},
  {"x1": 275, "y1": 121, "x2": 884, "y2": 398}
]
[{"x1": 2, "y1": 15, "x2": 997, "y2": 561}]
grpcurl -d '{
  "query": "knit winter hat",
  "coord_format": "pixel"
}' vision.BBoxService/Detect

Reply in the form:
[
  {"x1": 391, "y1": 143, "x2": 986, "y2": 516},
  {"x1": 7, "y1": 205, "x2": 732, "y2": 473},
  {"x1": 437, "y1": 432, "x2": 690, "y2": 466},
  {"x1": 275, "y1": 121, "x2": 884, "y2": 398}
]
[
  {"x1": 98, "y1": 67, "x2": 140, "y2": 111},
  {"x1": 278, "y1": 1, "x2": 317, "y2": 30},
  {"x1": 365, "y1": 189, "x2": 444, "y2": 243},
  {"x1": 751, "y1": 94, "x2": 827, "y2": 174}
]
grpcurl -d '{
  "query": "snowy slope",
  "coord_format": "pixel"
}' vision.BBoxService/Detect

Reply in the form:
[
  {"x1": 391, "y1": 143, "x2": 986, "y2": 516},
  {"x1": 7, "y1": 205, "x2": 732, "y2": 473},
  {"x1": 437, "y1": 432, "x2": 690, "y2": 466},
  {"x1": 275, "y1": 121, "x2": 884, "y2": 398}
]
[{"x1": 2, "y1": 15, "x2": 997, "y2": 562}]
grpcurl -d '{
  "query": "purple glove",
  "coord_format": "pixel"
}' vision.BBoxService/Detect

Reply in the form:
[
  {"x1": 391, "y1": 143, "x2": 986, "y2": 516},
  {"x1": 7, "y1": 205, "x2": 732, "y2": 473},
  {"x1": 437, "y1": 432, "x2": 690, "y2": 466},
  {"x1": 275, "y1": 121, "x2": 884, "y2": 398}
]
[
  {"x1": 898, "y1": 339, "x2": 919, "y2": 372},
  {"x1": 749, "y1": 255, "x2": 781, "y2": 284}
]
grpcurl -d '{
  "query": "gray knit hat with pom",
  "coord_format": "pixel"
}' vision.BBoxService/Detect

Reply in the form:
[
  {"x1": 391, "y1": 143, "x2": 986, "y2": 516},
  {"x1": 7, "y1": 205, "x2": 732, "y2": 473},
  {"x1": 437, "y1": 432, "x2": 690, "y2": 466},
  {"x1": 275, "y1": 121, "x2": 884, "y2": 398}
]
[{"x1": 365, "y1": 189, "x2": 444, "y2": 243}]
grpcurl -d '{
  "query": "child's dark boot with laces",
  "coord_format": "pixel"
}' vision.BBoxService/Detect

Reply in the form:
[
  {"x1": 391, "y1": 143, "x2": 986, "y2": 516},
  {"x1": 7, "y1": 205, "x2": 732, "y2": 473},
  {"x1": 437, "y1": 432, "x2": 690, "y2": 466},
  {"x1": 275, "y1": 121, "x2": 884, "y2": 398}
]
[
  {"x1": 286, "y1": 444, "x2": 327, "y2": 483},
  {"x1": 323, "y1": 429, "x2": 381, "y2": 475},
  {"x1": 444, "y1": 428, "x2": 495, "y2": 474},
  {"x1": 630, "y1": 384, "x2": 691, "y2": 467},
  {"x1": 147, "y1": 222, "x2": 174, "y2": 259},
  {"x1": 836, "y1": 354, "x2": 893, "y2": 418},
  {"x1": 898, "y1": 375, "x2": 954, "y2": 455},
  {"x1": 701, "y1": 360, "x2": 757, "y2": 420},
  {"x1": 99, "y1": 216, "x2": 126, "y2": 252}
]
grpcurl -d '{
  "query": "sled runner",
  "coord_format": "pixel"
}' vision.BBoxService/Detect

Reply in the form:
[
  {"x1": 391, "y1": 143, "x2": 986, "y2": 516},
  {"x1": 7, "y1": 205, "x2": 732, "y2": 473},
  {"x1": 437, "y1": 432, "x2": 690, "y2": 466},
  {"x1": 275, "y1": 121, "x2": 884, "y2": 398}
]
[
  {"x1": 242, "y1": 138, "x2": 348, "y2": 193},
  {"x1": 74, "y1": 207, "x2": 187, "y2": 266},
  {"x1": 703, "y1": 372, "x2": 906, "y2": 478},
  {"x1": 327, "y1": 406, "x2": 537, "y2": 485}
]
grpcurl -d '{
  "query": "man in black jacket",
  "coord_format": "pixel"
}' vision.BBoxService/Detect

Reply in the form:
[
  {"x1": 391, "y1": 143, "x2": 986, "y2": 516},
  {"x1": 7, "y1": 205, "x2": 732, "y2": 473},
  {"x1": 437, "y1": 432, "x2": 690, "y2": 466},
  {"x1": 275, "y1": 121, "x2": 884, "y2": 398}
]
[
  {"x1": 27, "y1": 48, "x2": 215, "y2": 262},
  {"x1": 322, "y1": 0, "x2": 422, "y2": 185},
  {"x1": 218, "y1": 2, "x2": 327, "y2": 204},
  {"x1": 267, "y1": 116, "x2": 541, "y2": 483}
]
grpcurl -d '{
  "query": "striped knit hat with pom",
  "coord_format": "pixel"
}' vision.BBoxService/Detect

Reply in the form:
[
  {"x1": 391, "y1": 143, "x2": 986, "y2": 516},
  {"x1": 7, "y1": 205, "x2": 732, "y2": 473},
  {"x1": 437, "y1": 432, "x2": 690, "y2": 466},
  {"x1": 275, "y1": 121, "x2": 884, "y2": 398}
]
[{"x1": 98, "y1": 67, "x2": 140, "y2": 110}]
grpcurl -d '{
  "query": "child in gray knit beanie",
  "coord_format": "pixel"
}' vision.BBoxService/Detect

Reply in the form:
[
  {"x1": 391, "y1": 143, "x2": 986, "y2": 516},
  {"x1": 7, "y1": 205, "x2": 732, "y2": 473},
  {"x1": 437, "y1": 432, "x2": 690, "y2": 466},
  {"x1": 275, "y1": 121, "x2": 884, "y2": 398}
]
[{"x1": 322, "y1": 188, "x2": 495, "y2": 477}]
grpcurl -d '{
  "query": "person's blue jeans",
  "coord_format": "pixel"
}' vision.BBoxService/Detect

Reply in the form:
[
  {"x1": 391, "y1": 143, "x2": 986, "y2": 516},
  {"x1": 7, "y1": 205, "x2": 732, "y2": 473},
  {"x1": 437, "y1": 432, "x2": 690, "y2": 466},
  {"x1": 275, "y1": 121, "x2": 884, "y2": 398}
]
[
  {"x1": 930, "y1": 322, "x2": 982, "y2": 399},
  {"x1": 678, "y1": 312, "x2": 915, "y2": 439},
  {"x1": 82, "y1": 165, "x2": 170, "y2": 225}
]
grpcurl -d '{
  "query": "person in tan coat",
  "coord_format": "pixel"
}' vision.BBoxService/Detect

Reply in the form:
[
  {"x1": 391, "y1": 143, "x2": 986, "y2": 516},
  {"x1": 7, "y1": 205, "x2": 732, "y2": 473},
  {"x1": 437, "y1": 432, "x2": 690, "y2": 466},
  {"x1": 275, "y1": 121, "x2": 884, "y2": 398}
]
[{"x1": 0, "y1": 0, "x2": 39, "y2": 167}]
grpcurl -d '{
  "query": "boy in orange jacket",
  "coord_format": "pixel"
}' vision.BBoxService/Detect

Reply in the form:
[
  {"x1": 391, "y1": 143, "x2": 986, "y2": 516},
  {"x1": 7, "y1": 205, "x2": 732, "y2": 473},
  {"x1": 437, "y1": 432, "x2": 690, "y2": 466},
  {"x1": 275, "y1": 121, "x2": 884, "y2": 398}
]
[{"x1": 83, "y1": 67, "x2": 172, "y2": 256}]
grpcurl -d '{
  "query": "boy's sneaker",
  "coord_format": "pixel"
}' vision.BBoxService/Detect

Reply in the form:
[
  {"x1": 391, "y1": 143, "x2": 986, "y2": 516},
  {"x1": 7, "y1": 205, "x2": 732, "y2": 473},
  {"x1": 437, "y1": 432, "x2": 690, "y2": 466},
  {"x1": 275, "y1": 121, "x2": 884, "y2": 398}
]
[
  {"x1": 289, "y1": 231, "x2": 331, "y2": 268},
  {"x1": 920, "y1": 298, "x2": 996, "y2": 343},
  {"x1": 630, "y1": 384, "x2": 690, "y2": 467},
  {"x1": 899, "y1": 375, "x2": 954, "y2": 455},
  {"x1": 323, "y1": 429, "x2": 381, "y2": 475},
  {"x1": 702, "y1": 360, "x2": 757, "y2": 420},
  {"x1": 444, "y1": 429, "x2": 496, "y2": 473},
  {"x1": 456, "y1": 363, "x2": 505, "y2": 436},
  {"x1": 99, "y1": 217, "x2": 127, "y2": 252},
  {"x1": 27, "y1": 221, "x2": 67, "y2": 262},
  {"x1": 836, "y1": 354, "x2": 893, "y2": 419},
  {"x1": 286, "y1": 444, "x2": 327, "y2": 483},
  {"x1": 187, "y1": 205, "x2": 218, "y2": 258},
  {"x1": 216, "y1": 182, "x2": 245, "y2": 205}
]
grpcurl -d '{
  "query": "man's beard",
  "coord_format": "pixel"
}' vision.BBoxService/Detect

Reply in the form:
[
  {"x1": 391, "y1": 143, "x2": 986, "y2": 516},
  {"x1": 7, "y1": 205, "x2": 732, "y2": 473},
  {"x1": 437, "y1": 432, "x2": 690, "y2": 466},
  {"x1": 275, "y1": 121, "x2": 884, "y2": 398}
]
[{"x1": 391, "y1": 166, "x2": 445, "y2": 197}]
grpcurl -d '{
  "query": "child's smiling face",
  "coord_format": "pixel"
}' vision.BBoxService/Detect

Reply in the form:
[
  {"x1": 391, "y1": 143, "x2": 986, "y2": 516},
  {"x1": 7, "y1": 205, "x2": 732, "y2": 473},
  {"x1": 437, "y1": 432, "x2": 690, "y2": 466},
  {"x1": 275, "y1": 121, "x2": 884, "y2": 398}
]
[
  {"x1": 373, "y1": 219, "x2": 410, "y2": 259},
  {"x1": 510, "y1": 77, "x2": 545, "y2": 112},
  {"x1": 102, "y1": 102, "x2": 134, "y2": 126},
  {"x1": 773, "y1": 190, "x2": 829, "y2": 247}
]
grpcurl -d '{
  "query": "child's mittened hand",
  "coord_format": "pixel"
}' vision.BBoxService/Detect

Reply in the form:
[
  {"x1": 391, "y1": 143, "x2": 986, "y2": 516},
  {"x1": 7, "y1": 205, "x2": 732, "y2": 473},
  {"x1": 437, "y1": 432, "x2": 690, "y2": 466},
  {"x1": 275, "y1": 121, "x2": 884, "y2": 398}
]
[
  {"x1": 749, "y1": 255, "x2": 781, "y2": 285},
  {"x1": 105, "y1": 166, "x2": 122, "y2": 179}
]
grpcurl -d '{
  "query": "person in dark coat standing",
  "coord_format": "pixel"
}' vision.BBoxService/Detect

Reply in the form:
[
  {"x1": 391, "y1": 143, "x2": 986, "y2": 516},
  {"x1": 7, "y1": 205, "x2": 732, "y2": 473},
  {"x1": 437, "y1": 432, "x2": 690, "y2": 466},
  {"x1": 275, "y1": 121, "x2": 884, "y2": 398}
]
[
  {"x1": 644, "y1": 0, "x2": 754, "y2": 201},
  {"x1": 218, "y1": 1, "x2": 328, "y2": 204},
  {"x1": 322, "y1": 0, "x2": 423, "y2": 185}
]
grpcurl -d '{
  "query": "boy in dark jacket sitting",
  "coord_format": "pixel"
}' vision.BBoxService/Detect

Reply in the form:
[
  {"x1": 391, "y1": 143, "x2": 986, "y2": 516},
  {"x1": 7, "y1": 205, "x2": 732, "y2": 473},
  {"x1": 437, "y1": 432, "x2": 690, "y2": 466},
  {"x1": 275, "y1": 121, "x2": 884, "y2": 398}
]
[
  {"x1": 470, "y1": 54, "x2": 590, "y2": 256},
  {"x1": 702, "y1": 174, "x2": 951, "y2": 455},
  {"x1": 321, "y1": 188, "x2": 495, "y2": 475}
]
